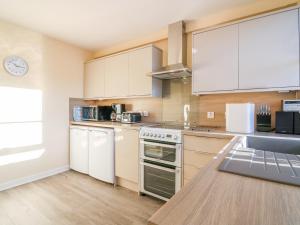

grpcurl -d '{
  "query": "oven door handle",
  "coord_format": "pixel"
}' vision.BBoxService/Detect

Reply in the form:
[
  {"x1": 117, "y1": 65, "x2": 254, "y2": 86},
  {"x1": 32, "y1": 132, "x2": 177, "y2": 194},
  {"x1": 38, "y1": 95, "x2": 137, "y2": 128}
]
[
  {"x1": 141, "y1": 161, "x2": 179, "y2": 173},
  {"x1": 141, "y1": 141, "x2": 176, "y2": 149}
]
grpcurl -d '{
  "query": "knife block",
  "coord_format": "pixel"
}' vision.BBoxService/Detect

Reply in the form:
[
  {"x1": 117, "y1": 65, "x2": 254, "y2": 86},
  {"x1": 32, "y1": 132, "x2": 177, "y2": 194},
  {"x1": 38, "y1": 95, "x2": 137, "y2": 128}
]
[{"x1": 256, "y1": 114, "x2": 272, "y2": 132}]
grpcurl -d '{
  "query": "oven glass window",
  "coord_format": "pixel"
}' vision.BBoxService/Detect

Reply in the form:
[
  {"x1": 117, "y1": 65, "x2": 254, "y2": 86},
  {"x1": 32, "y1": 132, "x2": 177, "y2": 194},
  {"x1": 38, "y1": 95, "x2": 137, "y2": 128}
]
[
  {"x1": 144, "y1": 142, "x2": 176, "y2": 162},
  {"x1": 144, "y1": 164, "x2": 176, "y2": 199}
]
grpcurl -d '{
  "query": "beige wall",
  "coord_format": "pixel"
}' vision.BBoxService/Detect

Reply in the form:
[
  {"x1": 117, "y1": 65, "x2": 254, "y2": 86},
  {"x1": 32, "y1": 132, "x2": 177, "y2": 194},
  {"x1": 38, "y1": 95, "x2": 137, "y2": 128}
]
[{"x1": 0, "y1": 20, "x2": 91, "y2": 184}]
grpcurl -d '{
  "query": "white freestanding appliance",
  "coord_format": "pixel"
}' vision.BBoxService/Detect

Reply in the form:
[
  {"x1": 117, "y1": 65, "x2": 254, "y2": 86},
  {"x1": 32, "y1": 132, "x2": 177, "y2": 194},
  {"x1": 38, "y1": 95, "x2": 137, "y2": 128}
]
[
  {"x1": 226, "y1": 103, "x2": 255, "y2": 134},
  {"x1": 88, "y1": 127, "x2": 115, "y2": 184},
  {"x1": 70, "y1": 126, "x2": 89, "y2": 174}
]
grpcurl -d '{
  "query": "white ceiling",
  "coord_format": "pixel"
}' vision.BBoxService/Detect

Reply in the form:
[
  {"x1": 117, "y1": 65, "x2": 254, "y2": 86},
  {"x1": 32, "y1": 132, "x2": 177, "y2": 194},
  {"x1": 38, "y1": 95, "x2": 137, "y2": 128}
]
[{"x1": 0, "y1": 0, "x2": 254, "y2": 50}]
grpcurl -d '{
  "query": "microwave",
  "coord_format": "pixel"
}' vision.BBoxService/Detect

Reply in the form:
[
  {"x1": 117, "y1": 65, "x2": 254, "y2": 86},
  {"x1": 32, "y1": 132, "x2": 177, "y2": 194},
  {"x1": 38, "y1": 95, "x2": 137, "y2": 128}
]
[
  {"x1": 82, "y1": 106, "x2": 113, "y2": 121},
  {"x1": 82, "y1": 106, "x2": 98, "y2": 121}
]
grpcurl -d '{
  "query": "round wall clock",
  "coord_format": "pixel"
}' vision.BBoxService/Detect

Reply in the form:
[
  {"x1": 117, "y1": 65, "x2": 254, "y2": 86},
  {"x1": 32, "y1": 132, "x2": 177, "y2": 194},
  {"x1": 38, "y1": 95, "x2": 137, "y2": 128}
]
[{"x1": 3, "y1": 56, "x2": 29, "y2": 77}]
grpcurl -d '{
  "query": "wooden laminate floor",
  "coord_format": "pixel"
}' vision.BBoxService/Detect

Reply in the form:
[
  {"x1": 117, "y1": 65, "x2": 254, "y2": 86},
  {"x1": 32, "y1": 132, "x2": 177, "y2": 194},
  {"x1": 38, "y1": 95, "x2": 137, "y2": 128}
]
[{"x1": 0, "y1": 171, "x2": 163, "y2": 225}]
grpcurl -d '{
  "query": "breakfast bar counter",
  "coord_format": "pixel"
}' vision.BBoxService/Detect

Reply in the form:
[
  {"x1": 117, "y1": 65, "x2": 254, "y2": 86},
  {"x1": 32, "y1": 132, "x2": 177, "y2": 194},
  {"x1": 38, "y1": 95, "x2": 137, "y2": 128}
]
[{"x1": 148, "y1": 135, "x2": 300, "y2": 225}]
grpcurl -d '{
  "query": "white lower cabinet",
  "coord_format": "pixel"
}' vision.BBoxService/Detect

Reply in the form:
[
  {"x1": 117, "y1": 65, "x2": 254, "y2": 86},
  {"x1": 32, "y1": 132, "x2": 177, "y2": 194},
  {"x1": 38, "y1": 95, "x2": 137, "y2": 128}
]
[
  {"x1": 114, "y1": 128, "x2": 139, "y2": 184},
  {"x1": 88, "y1": 127, "x2": 115, "y2": 184},
  {"x1": 70, "y1": 126, "x2": 115, "y2": 184},
  {"x1": 183, "y1": 135, "x2": 231, "y2": 186},
  {"x1": 70, "y1": 126, "x2": 89, "y2": 174}
]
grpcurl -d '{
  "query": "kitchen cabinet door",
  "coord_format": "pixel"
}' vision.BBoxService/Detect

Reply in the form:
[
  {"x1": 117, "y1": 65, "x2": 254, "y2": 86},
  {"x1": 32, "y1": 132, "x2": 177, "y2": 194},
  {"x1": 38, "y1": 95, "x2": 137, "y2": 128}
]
[
  {"x1": 239, "y1": 9, "x2": 299, "y2": 90},
  {"x1": 128, "y1": 46, "x2": 162, "y2": 97},
  {"x1": 105, "y1": 53, "x2": 129, "y2": 97},
  {"x1": 115, "y1": 128, "x2": 139, "y2": 184},
  {"x1": 84, "y1": 59, "x2": 105, "y2": 98},
  {"x1": 183, "y1": 135, "x2": 230, "y2": 186},
  {"x1": 192, "y1": 24, "x2": 238, "y2": 93},
  {"x1": 70, "y1": 126, "x2": 89, "y2": 174}
]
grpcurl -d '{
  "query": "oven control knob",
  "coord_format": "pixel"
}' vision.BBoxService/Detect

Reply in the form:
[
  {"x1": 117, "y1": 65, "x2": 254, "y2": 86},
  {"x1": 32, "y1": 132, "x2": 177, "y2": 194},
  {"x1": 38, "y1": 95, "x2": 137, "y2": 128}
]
[
  {"x1": 150, "y1": 133, "x2": 153, "y2": 137},
  {"x1": 153, "y1": 134, "x2": 157, "y2": 137},
  {"x1": 157, "y1": 134, "x2": 161, "y2": 138},
  {"x1": 161, "y1": 135, "x2": 165, "y2": 138},
  {"x1": 173, "y1": 135, "x2": 178, "y2": 140},
  {"x1": 145, "y1": 132, "x2": 148, "y2": 136}
]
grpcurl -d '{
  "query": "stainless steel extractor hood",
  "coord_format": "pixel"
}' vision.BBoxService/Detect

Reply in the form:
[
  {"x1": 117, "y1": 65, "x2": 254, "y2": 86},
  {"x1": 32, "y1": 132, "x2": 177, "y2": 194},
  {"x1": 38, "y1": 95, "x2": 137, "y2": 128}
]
[{"x1": 150, "y1": 21, "x2": 191, "y2": 79}]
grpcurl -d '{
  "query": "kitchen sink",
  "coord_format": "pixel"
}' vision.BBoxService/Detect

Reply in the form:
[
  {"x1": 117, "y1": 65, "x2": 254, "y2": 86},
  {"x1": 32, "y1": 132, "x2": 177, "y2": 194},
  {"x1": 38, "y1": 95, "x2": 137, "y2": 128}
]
[
  {"x1": 219, "y1": 136, "x2": 300, "y2": 186},
  {"x1": 241, "y1": 136, "x2": 300, "y2": 155}
]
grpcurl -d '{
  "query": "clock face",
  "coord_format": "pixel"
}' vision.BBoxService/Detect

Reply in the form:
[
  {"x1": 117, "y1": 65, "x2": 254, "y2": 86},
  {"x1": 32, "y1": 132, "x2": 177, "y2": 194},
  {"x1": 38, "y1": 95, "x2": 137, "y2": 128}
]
[{"x1": 3, "y1": 56, "x2": 29, "y2": 77}]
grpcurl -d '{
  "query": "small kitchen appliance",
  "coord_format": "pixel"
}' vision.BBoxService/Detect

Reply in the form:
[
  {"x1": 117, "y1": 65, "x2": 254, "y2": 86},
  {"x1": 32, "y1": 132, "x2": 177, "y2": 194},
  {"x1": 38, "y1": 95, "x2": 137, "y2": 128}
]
[
  {"x1": 121, "y1": 112, "x2": 142, "y2": 123},
  {"x1": 276, "y1": 111, "x2": 299, "y2": 134},
  {"x1": 226, "y1": 103, "x2": 255, "y2": 134},
  {"x1": 82, "y1": 105, "x2": 98, "y2": 121},
  {"x1": 111, "y1": 104, "x2": 125, "y2": 122},
  {"x1": 276, "y1": 111, "x2": 294, "y2": 134},
  {"x1": 294, "y1": 112, "x2": 300, "y2": 134},
  {"x1": 81, "y1": 105, "x2": 112, "y2": 121},
  {"x1": 139, "y1": 125, "x2": 183, "y2": 201},
  {"x1": 73, "y1": 106, "x2": 83, "y2": 121},
  {"x1": 256, "y1": 104, "x2": 272, "y2": 132},
  {"x1": 97, "y1": 106, "x2": 113, "y2": 121},
  {"x1": 282, "y1": 100, "x2": 300, "y2": 112}
]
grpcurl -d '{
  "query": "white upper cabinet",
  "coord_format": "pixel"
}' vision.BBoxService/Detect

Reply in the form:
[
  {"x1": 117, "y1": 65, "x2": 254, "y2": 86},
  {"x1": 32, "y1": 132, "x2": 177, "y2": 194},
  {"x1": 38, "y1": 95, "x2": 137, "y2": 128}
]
[
  {"x1": 84, "y1": 45, "x2": 162, "y2": 99},
  {"x1": 192, "y1": 25, "x2": 239, "y2": 93},
  {"x1": 239, "y1": 9, "x2": 299, "y2": 90},
  {"x1": 192, "y1": 9, "x2": 300, "y2": 94},
  {"x1": 105, "y1": 53, "x2": 129, "y2": 98},
  {"x1": 129, "y1": 46, "x2": 162, "y2": 97},
  {"x1": 84, "y1": 59, "x2": 105, "y2": 98}
]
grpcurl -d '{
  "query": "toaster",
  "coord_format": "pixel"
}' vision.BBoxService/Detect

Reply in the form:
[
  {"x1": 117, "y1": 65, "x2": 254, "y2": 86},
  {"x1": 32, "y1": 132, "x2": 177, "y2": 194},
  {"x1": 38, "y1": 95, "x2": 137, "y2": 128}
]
[{"x1": 121, "y1": 112, "x2": 142, "y2": 123}]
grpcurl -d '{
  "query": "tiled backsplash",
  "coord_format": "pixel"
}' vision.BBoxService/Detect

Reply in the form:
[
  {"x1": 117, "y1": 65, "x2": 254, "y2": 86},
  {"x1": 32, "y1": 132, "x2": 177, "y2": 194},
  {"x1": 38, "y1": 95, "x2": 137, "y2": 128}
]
[{"x1": 72, "y1": 79, "x2": 299, "y2": 128}]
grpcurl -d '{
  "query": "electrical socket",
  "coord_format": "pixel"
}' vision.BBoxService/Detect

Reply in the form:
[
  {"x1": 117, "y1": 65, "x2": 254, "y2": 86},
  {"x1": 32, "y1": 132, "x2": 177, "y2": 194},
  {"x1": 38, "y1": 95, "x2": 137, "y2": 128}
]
[
  {"x1": 207, "y1": 112, "x2": 215, "y2": 119},
  {"x1": 143, "y1": 111, "x2": 149, "y2": 117}
]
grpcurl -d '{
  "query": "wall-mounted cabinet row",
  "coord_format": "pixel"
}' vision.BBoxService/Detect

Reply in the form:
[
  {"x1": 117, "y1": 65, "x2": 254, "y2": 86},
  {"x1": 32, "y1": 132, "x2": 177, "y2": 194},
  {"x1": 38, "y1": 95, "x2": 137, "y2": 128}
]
[
  {"x1": 84, "y1": 45, "x2": 162, "y2": 99},
  {"x1": 192, "y1": 9, "x2": 300, "y2": 94}
]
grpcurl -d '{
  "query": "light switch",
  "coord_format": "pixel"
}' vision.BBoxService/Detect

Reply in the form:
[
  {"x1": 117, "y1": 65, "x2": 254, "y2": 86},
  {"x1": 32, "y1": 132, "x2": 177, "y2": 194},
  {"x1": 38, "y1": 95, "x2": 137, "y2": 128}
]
[{"x1": 207, "y1": 112, "x2": 215, "y2": 119}]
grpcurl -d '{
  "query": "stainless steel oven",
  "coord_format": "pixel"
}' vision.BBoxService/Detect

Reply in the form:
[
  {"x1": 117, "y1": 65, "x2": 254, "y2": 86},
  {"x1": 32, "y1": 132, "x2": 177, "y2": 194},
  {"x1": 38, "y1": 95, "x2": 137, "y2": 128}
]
[{"x1": 139, "y1": 127, "x2": 183, "y2": 201}]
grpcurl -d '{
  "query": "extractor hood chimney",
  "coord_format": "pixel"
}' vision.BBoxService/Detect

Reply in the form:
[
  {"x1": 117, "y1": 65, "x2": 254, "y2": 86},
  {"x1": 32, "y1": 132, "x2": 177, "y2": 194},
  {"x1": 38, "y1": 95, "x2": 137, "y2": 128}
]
[{"x1": 150, "y1": 21, "x2": 191, "y2": 79}]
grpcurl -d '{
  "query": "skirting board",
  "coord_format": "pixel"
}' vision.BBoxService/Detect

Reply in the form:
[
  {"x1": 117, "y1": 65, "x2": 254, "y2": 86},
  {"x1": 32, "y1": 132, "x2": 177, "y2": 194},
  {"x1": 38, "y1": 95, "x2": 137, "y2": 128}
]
[{"x1": 0, "y1": 165, "x2": 70, "y2": 192}]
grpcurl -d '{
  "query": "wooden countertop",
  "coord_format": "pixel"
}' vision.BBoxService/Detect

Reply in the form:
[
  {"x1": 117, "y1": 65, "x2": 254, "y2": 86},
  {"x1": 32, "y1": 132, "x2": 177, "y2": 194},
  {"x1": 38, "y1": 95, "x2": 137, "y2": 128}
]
[
  {"x1": 183, "y1": 128, "x2": 300, "y2": 140},
  {"x1": 148, "y1": 136, "x2": 300, "y2": 225},
  {"x1": 70, "y1": 121, "x2": 145, "y2": 130},
  {"x1": 70, "y1": 121, "x2": 300, "y2": 140}
]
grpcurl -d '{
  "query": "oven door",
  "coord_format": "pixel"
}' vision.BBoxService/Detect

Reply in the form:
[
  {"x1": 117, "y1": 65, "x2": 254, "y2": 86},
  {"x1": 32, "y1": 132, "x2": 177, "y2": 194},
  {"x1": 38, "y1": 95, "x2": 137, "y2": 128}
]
[
  {"x1": 140, "y1": 140, "x2": 181, "y2": 167},
  {"x1": 139, "y1": 160, "x2": 182, "y2": 201}
]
